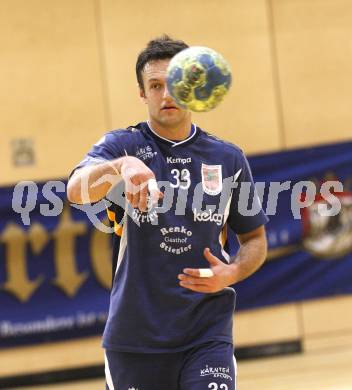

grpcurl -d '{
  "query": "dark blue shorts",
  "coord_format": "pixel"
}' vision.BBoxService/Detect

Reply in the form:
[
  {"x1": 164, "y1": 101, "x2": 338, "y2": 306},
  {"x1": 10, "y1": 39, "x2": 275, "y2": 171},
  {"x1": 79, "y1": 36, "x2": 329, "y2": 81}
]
[{"x1": 105, "y1": 341, "x2": 237, "y2": 390}]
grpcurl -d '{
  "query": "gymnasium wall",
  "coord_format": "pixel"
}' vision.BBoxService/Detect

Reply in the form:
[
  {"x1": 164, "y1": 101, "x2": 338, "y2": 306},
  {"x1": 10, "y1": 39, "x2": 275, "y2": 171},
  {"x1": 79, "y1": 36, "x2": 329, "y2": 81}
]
[
  {"x1": 1, "y1": 0, "x2": 352, "y2": 379},
  {"x1": 2, "y1": 0, "x2": 352, "y2": 186}
]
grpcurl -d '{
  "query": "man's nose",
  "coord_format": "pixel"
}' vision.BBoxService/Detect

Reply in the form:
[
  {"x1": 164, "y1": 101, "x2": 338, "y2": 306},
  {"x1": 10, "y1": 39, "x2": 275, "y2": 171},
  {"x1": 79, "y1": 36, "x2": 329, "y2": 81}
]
[{"x1": 163, "y1": 84, "x2": 172, "y2": 99}]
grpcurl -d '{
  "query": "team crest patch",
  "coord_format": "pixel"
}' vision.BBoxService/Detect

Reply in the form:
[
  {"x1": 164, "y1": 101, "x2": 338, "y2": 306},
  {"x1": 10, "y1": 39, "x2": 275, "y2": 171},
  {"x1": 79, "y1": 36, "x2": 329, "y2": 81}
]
[{"x1": 201, "y1": 163, "x2": 222, "y2": 195}]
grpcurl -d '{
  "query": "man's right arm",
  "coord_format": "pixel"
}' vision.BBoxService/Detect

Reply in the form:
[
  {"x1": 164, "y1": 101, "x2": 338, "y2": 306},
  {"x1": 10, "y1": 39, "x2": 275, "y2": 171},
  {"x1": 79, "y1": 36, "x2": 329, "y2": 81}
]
[
  {"x1": 66, "y1": 156, "x2": 162, "y2": 211},
  {"x1": 67, "y1": 158, "x2": 122, "y2": 205}
]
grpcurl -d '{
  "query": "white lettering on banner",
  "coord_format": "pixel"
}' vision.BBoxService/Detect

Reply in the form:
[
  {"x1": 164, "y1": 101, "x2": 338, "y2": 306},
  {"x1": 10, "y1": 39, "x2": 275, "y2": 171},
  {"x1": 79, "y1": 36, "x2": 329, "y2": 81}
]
[
  {"x1": 0, "y1": 312, "x2": 108, "y2": 337},
  {"x1": 193, "y1": 209, "x2": 224, "y2": 226}
]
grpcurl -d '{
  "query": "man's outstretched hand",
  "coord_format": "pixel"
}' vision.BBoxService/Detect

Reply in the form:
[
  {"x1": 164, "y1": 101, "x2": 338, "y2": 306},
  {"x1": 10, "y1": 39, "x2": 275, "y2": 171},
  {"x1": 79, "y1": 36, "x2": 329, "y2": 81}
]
[
  {"x1": 118, "y1": 156, "x2": 163, "y2": 212},
  {"x1": 178, "y1": 248, "x2": 238, "y2": 293}
]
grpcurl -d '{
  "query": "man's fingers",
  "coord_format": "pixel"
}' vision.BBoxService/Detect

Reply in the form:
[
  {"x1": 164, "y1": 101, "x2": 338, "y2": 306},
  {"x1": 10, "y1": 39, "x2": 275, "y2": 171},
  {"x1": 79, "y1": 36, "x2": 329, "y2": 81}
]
[
  {"x1": 138, "y1": 185, "x2": 148, "y2": 212},
  {"x1": 125, "y1": 178, "x2": 136, "y2": 207},
  {"x1": 124, "y1": 175, "x2": 163, "y2": 211},
  {"x1": 148, "y1": 178, "x2": 162, "y2": 207},
  {"x1": 131, "y1": 189, "x2": 140, "y2": 208},
  {"x1": 119, "y1": 158, "x2": 163, "y2": 211},
  {"x1": 147, "y1": 178, "x2": 158, "y2": 192},
  {"x1": 125, "y1": 191, "x2": 133, "y2": 205},
  {"x1": 181, "y1": 268, "x2": 214, "y2": 281},
  {"x1": 182, "y1": 268, "x2": 202, "y2": 277},
  {"x1": 178, "y1": 274, "x2": 209, "y2": 284},
  {"x1": 203, "y1": 248, "x2": 221, "y2": 266},
  {"x1": 182, "y1": 268, "x2": 214, "y2": 277},
  {"x1": 199, "y1": 268, "x2": 214, "y2": 277}
]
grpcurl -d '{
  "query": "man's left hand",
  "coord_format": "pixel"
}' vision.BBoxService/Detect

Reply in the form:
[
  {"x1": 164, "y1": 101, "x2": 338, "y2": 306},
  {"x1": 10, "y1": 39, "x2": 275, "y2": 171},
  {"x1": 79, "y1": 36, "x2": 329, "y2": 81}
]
[{"x1": 178, "y1": 248, "x2": 238, "y2": 293}]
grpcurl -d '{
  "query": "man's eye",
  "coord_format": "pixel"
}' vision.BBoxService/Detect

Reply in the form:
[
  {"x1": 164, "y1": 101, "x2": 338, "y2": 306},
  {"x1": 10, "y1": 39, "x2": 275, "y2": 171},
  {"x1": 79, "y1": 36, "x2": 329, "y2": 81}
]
[{"x1": 151, "y1": 84, "x2": 161, "y2": 89}]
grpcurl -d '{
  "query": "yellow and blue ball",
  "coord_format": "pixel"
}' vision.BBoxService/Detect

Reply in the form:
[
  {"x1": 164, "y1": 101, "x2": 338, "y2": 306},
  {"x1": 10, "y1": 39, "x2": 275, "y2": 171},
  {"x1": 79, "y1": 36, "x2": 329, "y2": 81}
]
[{"x1": 166, "y1": 46, "x2": 232, "y2": 112}]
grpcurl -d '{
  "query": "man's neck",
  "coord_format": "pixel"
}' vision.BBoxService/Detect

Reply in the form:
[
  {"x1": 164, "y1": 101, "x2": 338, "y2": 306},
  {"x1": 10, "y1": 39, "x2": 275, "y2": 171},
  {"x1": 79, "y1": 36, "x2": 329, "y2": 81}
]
[{"x1": 148, "y1": 119, "x2": 193, "y2": 141}]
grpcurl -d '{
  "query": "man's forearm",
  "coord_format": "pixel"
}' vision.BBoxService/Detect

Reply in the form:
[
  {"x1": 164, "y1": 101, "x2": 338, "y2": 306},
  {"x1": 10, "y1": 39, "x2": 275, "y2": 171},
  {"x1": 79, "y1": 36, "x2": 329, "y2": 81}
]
[
  {"x1": 178, "y1": 228, "x2": 268, "y2": 293},
  {"x1": 67, "y1": 159, "x2": 122, "y2": 204},
  {"x1": 229, "y1": 232, "x2": 267, "y2": 284}
]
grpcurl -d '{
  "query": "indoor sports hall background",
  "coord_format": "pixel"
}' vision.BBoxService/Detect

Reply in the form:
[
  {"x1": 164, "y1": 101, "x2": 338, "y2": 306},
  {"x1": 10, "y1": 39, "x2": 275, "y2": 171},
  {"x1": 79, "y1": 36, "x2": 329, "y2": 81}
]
[{"x1": 1, "y1": 1, "x2": 352, "y2": 389}]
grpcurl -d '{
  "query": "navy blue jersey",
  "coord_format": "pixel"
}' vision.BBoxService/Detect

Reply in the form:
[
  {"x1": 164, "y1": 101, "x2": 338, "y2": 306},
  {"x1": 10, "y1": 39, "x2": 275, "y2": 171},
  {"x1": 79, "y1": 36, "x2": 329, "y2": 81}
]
[{"x1": 74, "y1": 121, "x2": 268, "y2": 353}]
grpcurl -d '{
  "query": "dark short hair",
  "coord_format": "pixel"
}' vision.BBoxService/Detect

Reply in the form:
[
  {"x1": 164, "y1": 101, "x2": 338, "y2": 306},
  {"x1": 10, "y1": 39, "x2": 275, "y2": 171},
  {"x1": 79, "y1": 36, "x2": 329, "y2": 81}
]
[{"x1": 136, "y1": 34, "x2": 189, "y2": 91}]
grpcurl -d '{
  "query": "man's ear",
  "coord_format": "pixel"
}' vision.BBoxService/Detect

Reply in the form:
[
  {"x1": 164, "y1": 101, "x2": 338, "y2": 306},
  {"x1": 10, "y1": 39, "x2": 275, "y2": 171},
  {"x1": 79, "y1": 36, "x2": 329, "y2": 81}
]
[{"x1": 139, "y1": 86, "x2": 147, "y2": 103}]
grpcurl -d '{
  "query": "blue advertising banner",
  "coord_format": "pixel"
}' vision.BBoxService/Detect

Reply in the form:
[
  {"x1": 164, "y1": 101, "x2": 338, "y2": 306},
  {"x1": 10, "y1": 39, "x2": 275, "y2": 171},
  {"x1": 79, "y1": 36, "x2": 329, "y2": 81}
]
[
  {"x1": 0, "y1": 140, "x2": 351, "y2": 347},
  {"x1": 0, "y1": 184, "x2": 111, "y2": 347},
  {"x1": 234, "y1": 140, "x2": 352, "y2": 310}
]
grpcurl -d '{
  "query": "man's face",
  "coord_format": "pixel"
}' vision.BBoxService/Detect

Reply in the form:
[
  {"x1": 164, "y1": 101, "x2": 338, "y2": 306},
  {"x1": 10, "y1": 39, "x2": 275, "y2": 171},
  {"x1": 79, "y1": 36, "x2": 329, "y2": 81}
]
[{"x1": 140, "y1": 59, "x2": 190, "y2": 128}]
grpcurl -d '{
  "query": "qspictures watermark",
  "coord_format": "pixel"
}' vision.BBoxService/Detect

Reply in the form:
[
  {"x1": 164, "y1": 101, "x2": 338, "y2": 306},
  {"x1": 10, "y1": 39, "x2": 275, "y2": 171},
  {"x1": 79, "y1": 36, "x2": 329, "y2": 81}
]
[{"x1": 11, "y1": 178, "x2": 344, "y2": 233}]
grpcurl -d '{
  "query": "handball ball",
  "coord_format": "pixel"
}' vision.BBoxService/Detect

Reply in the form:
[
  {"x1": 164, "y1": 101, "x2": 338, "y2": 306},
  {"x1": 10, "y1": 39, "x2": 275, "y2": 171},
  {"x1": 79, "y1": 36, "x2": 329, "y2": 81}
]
[{"x1": 166, "y1": 46, "x2": 232, "y2": 112}]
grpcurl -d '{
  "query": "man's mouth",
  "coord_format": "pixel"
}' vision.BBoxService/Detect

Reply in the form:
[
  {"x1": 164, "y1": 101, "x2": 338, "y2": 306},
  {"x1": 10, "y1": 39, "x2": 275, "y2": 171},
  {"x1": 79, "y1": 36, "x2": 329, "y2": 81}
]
[{"x1": 162, "y1": 106, "x2": 178, "y2": 110}]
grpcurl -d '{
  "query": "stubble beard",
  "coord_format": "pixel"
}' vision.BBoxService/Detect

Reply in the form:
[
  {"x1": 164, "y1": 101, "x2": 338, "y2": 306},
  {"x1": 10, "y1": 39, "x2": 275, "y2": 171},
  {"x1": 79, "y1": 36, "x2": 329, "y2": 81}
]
[{"x1": 152, "y1": 109, "x2": 190, "y2": 131}]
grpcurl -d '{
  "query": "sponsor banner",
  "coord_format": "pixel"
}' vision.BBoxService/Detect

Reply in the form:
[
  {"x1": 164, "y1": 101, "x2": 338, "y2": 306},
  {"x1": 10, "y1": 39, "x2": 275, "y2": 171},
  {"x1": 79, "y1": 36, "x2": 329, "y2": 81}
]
[
  {"x1": 233, "y1": 140, "x2": 352, "y2": 310},
  {"x1": 0, "y1": 140, "x2": 352, "y2": 346},
  {"x1": 0, "y1": 183, "x2": 111, "y2": 347}
]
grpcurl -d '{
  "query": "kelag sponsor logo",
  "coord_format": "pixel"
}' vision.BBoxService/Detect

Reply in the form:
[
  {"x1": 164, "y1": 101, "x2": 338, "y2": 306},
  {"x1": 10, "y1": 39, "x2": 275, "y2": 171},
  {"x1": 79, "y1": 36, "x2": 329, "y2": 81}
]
[{"x1": 193, "y1": 208, "x2": 224, "y2": 226}]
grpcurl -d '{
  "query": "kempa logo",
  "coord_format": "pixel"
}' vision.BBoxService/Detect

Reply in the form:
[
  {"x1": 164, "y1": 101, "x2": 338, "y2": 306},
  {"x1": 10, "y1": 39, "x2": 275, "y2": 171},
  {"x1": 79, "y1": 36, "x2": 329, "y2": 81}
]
[
  {"x1": 166, "y1": 156, "x2": 191, "y2": 164},
  {"x1": 193, "y1": 209, "x2": 224, "y2": 226}
]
